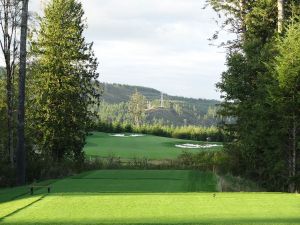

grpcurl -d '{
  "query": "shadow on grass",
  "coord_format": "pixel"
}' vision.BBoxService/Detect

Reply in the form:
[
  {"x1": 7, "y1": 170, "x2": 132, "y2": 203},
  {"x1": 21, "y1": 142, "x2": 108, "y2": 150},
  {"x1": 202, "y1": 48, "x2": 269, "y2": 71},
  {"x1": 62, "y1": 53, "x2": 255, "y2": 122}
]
[
  {"x1": 1, "y1": 218, "x2": 300, "y2": 225},
  {"x1": 1, "y1": 170, "x2": 218, "y2": 204},
  {"x1": 0, "y1": 180, "x2": 56, "y2": 204},
  {"x1": 84, "y1": 142, "x2": 99, "y2": 147},
  {"x1": 0, "y1": 195, "x2": 47, "y2": 222}
]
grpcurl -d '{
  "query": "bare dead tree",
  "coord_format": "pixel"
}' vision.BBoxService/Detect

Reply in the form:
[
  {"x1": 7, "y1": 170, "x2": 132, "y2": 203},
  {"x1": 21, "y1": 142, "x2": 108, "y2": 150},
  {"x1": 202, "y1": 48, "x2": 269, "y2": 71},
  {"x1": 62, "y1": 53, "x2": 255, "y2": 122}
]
[
  {"x1": 0, "y1": 0, "x2": 22, "y2": 165},
  {"x1": 278, "y1": 0, "x2": 284, "y2": 33}
]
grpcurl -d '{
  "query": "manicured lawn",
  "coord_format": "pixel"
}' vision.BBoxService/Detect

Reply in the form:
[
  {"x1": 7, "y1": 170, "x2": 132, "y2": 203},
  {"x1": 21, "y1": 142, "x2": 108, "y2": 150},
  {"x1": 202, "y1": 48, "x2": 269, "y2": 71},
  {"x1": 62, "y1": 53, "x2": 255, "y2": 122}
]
[
  {"x1": 84, "y1": 132, "x2": 222, "y2": 160},
  {"x1": 1, "y1": 170, "x2": 299, "y2": 225}
]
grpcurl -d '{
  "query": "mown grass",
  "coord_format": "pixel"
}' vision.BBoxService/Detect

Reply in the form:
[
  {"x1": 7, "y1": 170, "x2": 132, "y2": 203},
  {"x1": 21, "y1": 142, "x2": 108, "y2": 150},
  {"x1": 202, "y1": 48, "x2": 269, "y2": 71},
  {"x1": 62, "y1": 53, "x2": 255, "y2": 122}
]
[
  {"x1": 0, "y1": 170, "x2": 299, "y2": 225},
  {"x1": 84, "y1": 132, "x2": 222, "y2": 160}
]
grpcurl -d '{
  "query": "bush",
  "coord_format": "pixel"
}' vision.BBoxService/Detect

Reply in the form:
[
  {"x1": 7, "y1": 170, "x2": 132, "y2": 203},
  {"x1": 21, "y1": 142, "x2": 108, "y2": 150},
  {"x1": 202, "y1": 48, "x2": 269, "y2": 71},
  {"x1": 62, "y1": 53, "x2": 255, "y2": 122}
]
[
  {"x1": 95, "y1": 121, "x2": 224, "y2": 142},
  {"x1": 0, "y1": 157, "x2": 15, "y2": 187}
]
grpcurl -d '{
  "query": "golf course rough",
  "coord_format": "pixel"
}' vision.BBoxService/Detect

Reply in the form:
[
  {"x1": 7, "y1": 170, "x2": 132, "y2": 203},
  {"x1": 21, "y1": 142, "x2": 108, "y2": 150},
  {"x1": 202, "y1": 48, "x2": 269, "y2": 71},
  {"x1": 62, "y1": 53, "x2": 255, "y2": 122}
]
[
  {"x1": 0, "y1": 170, "x2": 300, "y2": 225},
  {"x1": 84, "y1": 132, "x2": 223, "y2": 160}
]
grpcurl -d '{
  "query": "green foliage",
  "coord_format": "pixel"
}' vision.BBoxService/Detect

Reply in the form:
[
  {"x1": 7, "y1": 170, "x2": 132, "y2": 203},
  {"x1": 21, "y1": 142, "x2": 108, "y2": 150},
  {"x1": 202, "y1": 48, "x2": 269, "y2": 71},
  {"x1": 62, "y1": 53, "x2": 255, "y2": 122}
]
[
  {"x1": 95, "y1": 121, "x2": 223, "y2": 142},
  {"x1": 217, "y1": 174, "x2": 264, "y2": 192},
  {"x1": 177, "y1": 150, "x2": 230, "y2": 173},
  {"x1": 0, "y1": 74, "x2": 6, "y2": 155},
  {"x1": 210, "y1": 0, "x2": 297, "y2": 191},
  {"x1": 0, "y1": 70, "x2": 12, "y2": 187},
  {"x1": 274, "y1": 19, "x2": 300, "y2": 191},
  {"x1": 276, "y1": 20, "x2": 300, "y2": 90},
  {"x1": 28, "y1": 0, "x2": 101, "y2": 162}
]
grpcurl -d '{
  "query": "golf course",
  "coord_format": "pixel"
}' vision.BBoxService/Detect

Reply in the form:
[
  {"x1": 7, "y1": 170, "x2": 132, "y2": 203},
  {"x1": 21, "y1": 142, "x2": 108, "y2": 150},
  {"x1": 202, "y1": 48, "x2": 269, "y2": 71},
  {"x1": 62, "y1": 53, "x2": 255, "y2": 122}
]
[
  {"x1": 1, "y1": 0, "x2": 300, "y2": 224},
  {"x1": 1, "y1": 170, "x2": 300, "y2": 225},
  {"x1": 84, "y1": 132, "x2": 223, "y2": 160},
  {"x1": 1, "y1": 135, "x2": 300, "y2": 225}
]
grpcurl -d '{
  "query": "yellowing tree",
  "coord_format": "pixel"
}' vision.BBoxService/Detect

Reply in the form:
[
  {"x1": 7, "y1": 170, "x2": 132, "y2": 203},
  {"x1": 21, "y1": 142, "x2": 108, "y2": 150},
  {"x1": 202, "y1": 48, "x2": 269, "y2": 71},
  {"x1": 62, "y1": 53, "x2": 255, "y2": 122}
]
[{"x1": 128, "y1": 90, "x2": 146, "y2": 126}]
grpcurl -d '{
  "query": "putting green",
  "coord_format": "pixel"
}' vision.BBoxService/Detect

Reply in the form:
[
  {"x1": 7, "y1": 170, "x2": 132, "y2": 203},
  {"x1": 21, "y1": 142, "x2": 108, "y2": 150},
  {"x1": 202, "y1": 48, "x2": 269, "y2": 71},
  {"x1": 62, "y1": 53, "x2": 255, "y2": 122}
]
[
  {"x1": 1, "y1": 170, "x2": 300, "y2": 225},
  {"x1": 84, "y1": 132, "x2": 222, "y2": 160}
]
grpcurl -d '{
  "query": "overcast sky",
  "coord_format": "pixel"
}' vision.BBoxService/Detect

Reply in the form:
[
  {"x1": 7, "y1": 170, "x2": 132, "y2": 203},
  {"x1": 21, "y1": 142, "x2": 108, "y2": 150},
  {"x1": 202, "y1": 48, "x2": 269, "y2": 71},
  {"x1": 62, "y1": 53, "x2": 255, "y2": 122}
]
[{"x1": 30, "y1": 0, "x2": 229, "y2": 100}]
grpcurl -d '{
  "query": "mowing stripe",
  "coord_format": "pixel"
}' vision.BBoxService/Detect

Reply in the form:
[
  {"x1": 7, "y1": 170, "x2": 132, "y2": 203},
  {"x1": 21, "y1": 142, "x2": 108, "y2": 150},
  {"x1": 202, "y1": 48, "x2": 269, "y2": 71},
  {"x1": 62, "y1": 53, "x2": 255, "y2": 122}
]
[{"x1": 71, "y1": 177, "x2": 184, "y2": 180}]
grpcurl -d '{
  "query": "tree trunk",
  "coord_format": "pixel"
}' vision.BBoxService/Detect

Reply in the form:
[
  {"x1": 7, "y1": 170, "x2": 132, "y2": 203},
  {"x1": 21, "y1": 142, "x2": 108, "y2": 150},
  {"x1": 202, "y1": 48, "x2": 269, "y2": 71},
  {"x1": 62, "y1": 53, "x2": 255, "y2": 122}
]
[
  {"x1": 287, "y1": 93, "x2": 297, "y2": 193},
  {"x1": 239, "y1": 0, "x2": 246, "y2": 34},
  {"x1": 16, "y1": 0, "x2": 29, "y2": 186},
  {"x1": 291, "y1": 111, "x2": 296, "y2": 192},
  {"x1": 2, "y1": 0, "x2": 14, "y2": 166},
  {"x1": 6, "y1": 65, "x2": 14, "y2": 165},
  {"x1": 278, "y1": 0, "x2": 284, "y2": 33}
]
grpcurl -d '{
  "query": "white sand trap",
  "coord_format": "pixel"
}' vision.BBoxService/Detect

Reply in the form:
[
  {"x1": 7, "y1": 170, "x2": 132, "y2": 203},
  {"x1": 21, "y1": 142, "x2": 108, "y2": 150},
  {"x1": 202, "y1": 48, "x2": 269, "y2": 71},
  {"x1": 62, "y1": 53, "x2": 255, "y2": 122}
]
[
  {"x1": 130, "y1": 134, "x2": 145, "y2": 137},
  {"x1": 175, "y1": 143, "x2": 222, "y2": 149},
  {"x1": 109, "y1": 133, "x2": 145, "y2": 137},
  {"x1": 109, "y1": 134, "x2": 127, "y2": 137}
]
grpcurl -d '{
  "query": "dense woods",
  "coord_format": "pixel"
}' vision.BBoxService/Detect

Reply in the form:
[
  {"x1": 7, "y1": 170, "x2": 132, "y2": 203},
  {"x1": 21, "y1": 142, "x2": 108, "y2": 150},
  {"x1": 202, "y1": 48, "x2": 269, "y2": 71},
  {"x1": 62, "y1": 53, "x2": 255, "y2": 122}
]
[{"x1": 209, "y1": 0, "x2": 300, "y2": 192}]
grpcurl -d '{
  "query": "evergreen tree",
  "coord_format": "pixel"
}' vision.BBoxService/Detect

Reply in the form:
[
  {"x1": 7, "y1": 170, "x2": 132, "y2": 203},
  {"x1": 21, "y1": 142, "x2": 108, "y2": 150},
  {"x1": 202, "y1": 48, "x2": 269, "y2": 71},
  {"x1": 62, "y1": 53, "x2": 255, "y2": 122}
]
[
  {"x1": 209, "y1": 0, "x2": 294, "y2": 191},
  {"x1": 29, "y1": 0, "x2": 101, "y2": 161},
  {"x1": 275, "y1": 20, "x2": 300, "y2": 192}
]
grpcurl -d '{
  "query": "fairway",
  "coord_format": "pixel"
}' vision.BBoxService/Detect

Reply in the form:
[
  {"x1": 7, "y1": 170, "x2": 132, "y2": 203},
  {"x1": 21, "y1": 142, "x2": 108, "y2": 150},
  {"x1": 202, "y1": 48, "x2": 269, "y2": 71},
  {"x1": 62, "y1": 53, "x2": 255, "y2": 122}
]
[
  {"x1": 1, "y1": 170, "x2": 300, "y2": 225},
  {"x1": 84, "y1": 132, "x2": 222, "y2": 159}
]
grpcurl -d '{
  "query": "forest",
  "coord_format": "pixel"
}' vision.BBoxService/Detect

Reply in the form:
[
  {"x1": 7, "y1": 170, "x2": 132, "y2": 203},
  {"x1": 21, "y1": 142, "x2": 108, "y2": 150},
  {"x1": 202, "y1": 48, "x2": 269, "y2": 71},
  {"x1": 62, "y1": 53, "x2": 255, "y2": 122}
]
[{"x1": 209, "y1": 0, "x2": 300, "y2": 192}]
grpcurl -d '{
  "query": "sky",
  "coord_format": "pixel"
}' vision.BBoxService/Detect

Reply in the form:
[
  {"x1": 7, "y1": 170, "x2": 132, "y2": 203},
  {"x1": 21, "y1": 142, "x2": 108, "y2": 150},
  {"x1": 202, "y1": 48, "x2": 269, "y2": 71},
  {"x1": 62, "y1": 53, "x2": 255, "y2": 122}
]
[{"x1": 30, "y1": 0, "x2": 229, "y2": 100}]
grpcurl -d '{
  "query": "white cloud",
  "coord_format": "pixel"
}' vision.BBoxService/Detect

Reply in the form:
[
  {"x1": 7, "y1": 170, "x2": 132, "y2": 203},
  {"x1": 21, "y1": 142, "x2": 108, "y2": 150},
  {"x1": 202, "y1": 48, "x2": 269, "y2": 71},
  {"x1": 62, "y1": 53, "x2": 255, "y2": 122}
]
[{"x1": 28, "y1": 0, "x2": 229, "y2": 99}]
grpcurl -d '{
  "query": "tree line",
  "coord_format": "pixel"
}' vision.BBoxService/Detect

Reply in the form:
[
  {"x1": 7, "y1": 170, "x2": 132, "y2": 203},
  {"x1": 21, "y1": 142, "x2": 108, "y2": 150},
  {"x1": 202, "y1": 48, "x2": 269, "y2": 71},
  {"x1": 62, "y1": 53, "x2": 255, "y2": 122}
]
[
  {"x1": 209, "y1": 0, "x2": 300, "y2": 192},
  {"x1": 0, "y1": 0, "x2": 100, "y2": 186},
  {"x1": 95, "y1": 121, "x2": 223, "y2": 142}
]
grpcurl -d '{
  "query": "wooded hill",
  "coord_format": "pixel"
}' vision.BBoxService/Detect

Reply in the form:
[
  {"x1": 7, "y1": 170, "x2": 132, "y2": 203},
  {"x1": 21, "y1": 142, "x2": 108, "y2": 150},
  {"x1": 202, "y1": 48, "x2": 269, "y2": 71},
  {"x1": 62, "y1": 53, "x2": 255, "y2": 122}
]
[{"x1": 99, "y1": 83, "x2": 220, "y2": 126}]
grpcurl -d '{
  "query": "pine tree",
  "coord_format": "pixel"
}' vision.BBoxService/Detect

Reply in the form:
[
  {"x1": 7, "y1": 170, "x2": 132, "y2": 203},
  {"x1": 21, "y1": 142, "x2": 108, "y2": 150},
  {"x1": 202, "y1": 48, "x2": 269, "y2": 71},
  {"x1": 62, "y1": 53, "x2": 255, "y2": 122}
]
[
  {"x1": 275, "y1": 20, "x2": 300, "y2": 192},
  {"x1": 29, "y1": 0, "x2": 101, "y2": 161},
  {"x1": 210, "y1": 0, "x2": 291, "y2": 190}
]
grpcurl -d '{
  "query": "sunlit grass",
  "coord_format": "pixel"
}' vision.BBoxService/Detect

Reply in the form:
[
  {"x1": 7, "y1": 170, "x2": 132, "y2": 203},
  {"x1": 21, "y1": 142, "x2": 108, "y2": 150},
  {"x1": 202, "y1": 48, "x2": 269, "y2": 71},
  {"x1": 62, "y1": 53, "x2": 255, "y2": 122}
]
[
  {"x1": 84, "y1": 132, "x2": 222, "y2": 160},
  {"x1": 1, "y1": 170, "x2": 299, "y2": 225}
]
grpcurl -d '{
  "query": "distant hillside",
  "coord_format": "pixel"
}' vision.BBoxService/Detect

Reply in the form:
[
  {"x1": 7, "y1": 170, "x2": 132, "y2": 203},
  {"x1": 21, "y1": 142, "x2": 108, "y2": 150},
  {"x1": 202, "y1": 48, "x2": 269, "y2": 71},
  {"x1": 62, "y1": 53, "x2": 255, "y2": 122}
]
[
  {"x1": 102, "y1": 83, "x2": 161, "y2": 103},
  {"x1": 99, "y1": 83, "x2": 220, "y2": 127},
  {"x1": 103, "y1": 83, "x2": 219, "y2": 111}
]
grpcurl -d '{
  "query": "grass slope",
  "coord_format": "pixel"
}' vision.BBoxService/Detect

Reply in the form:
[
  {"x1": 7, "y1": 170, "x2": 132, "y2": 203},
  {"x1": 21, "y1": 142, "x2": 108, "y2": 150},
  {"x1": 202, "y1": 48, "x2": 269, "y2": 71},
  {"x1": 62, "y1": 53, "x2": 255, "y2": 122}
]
[
  {"x1": 1, "y1": 170, "x2": 300, "y2": 225},
  {"x1": 84, "y1": 132, "x2": 222, "y2": 160}
]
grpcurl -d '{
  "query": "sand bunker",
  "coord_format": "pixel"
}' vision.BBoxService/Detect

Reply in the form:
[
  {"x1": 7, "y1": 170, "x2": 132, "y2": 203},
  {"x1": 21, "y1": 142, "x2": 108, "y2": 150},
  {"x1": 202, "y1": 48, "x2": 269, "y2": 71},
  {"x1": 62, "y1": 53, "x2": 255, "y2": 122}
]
[
  {"x1": 109, "y1": 133, "x2": 145, "y2": 137},
  {"x1": 130, "y1": 134, "x2": 145, "y2": 137},
  {"x1": 110, "y1": 134, "x2": 126, "y2": 137},
  {"x1": 175, "y1": 143, "x2": 222, "y2": 149}
]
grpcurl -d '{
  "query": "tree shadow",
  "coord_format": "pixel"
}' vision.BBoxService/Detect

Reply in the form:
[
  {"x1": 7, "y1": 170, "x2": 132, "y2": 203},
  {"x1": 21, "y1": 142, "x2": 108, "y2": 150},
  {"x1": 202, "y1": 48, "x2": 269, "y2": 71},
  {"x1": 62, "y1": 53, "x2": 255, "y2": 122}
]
[
  {"x1": 0, "y1": 194, "x2": 47, "y2": 223},
  {"x1": 1, "y1": 218, "x2": 300, "y2": 225}
]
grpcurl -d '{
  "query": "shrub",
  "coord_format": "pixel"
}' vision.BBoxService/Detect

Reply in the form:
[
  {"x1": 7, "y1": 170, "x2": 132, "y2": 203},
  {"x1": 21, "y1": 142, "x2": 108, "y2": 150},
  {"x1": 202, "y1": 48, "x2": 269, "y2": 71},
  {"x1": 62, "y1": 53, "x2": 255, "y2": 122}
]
[{"x1": 95, "y1": 121, "x2": 224, "y2": 142}]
